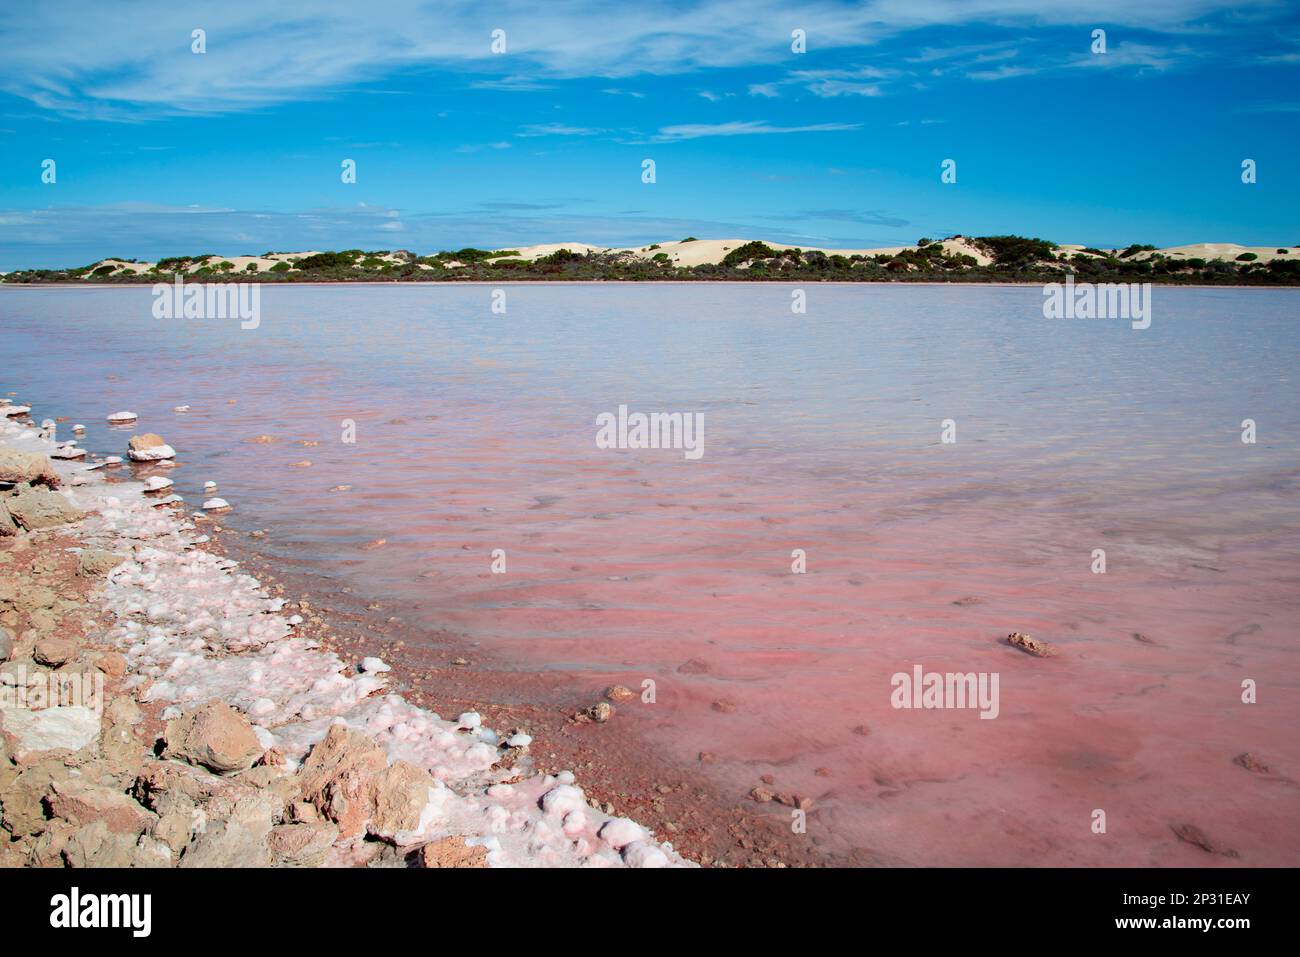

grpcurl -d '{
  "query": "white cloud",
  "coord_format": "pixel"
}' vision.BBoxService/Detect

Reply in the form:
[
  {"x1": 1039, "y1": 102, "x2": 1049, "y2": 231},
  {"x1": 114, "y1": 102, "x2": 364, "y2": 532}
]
[
  {"x1": 0, "y1": 0, "x2": 1281, "y2": 118},
  {"x1": 652, "y1": 120, "x2": 862, "y2": 142}
]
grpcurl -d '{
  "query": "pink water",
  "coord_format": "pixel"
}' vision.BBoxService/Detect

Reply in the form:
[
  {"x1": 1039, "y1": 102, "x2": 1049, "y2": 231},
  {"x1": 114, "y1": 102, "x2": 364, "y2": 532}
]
[{"x1": 4, "y1": 283, "x2": 1299, "y2": 865}]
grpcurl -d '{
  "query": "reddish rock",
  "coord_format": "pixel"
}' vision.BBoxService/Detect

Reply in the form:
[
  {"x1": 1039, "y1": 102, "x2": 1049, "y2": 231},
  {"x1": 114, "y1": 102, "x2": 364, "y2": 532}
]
[
  {"x1": 296, "y1": 724, "x2": 387, "y2": 838},
  {"x1": 46, "y1": 779, "x2": 156, "y2": 836},
  {"x1": 1234, "y1": 752, "x2": 1270, "y2": 773},
  {"x1": 1171, "y1": 822, "x2": 1239, "y2": 858},
  {"x1": 128, "y1": 433, "x2": 167, "y2": 451},
  {"x1": 418, "y1": 836, "x2": 489, "y2": 868},
  {"x1": 33, "y1": 637, "x2": 77, "y2": 667}
]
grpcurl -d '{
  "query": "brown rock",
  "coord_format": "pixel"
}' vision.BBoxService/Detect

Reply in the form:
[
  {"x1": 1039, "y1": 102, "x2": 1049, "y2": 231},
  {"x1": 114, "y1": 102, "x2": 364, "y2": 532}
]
[
  {"x1": 418, "y1": 836, "x2": 489, "y2": 868},
  {"x1": 77, "y1": 549, "x2": 126, "y2": 577},
  {"x1": 1007, "y1": 632, "x2": 1059, "y2": 657},
  {"x1": 128, "y1": 433, "x2": 166, "y2": 450},
  {"x1": 677, "y1": 657, "x2": 710, "y2": 674},
  {"x1": 163, "y1": 700, "x2": 263, "y2": 774},
  {"x1": 33, "y1": 637, "x2": 77, "y2": 667},
  {"x1": 5, "y1": 487, "x2": 86, "y2": 530},
  {"x1": 749, "y1": 787, "x2": 774, "y2": 803},
  {"x1": 269, "y1": 822, "x2": 340, "y2": 866},
  {"x1": 604, "y1": 684, "x2": 635, "y2": 702},
  {"x1": 0, "y1": 448, "x2": 61, "y2": 488},
  {"x1": 94, "y1": 652, "x2": 128, "y2": 678},
  {"x1": 711, "y1": 698, "x2": 737, "y2": 714},
  {"x1": 369, "y1": 761, "x2": 433, "y2": 842}
]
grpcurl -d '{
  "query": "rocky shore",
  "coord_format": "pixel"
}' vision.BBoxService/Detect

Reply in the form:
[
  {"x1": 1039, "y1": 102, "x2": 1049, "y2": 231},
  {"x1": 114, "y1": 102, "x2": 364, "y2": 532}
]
[{"x1": 0, "y1": 397, "x2": 689, "y2": 868}]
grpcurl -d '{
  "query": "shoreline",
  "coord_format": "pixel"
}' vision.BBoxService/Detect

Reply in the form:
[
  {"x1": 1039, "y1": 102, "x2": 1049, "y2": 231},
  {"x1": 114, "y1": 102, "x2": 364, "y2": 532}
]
[
  {"x1": 0, "y1": 397, "x2": 701, "y2": 868},
  {"x1": 6, "y1": 279, "x2": 1300, "y2": 290}
]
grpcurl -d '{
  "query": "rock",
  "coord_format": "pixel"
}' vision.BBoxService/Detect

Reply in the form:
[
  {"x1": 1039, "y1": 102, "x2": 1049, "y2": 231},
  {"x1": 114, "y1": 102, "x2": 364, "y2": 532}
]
[
  {"x1": 360, "y1": 657, "x2": 391, "y2": 674},
  {"x1": 1234, "y1": 752, "x2": 1270, "y2": 773},
  {"x1": 418, "y1": 836, "x2": 489, "y2": 868},
  {"x1": 604, "y1": 684, "x2": 635, "y2": 701},
  {"x1": 368, "y1": 761, "x2": 434, "y2": 843},
  {"x1": 203, "y1": 481, "x2": 217, "y2": 492},
  {"x1": 711, "y1": 698, "x2": 737, "y2": 713},
  {"x1": 202, "y1": 498, "x2": 230, "y2": 511},
  {"x1": 0, "y1": 448, "x2": 62, "y2": 488},
  {"x1": 49, "y1": 445, "x2": 86, "y2": 460},
  {"x1": 677, "y1": 657, "x2": 710, "y2": 674},
  {"x1": 179, "y1": 792, "x2": 277, "y2": 867},
  {"x1": 268, "y1": 822, "x2": 340, "y2": 866},
  {"x1": 106, "y1": 411, "x2": 137, "y2": 423},
  {"x1": 0, "y1": 499, "x2": 15, "y2": 536},
  {"x1": 0, "y1": 627, "x2": 12, "y2": 662},
  {"x1": 77, "y1": 548, "x2": 126, "y2": 577},
  {"x1": 750, "y1": 786, "x2": 775, "y2": 803},
  {"x1": 2, "y1": 405, "x2": 32, "y2": 417},
  {"x1": 142, "y1": 476, "x2": 174, "y2": 493},
  {"x1": 1007, "y1": 632, "x2": 1059, "y2": 657},
  {"x1": 1170, "y1": 822, "x2": 1239, "y2": 858},
  {"x1": 33, "y1": 637, "x2": 77, "y2": 667},
  {"x1": 127, "y1": 433, "x2": 176, "y2": 461},
  {"x1": 575, "y1": 701, "x2": 615, "y2": 723},
  {"x1": 163, "y1": 700, "x2": 263, "y2": 774},
  {"x1": 95, "y1": 651, "x2": 128, "y2": 678},
  {"x1": 296, "y1": 724, "x2": 387, "y2": 838},
  {"x1": 0, "y1": 707, "x2": 101, "y2": 762},
  {"x1": 5, "y1": 487, "x2": 86, "y2": 530},
  {"x1": 46, "y1": 779, "x2": 156, "y2": 836}
]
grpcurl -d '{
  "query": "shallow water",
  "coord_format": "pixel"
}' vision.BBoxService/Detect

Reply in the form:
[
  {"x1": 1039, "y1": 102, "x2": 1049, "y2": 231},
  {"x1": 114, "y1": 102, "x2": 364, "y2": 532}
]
[{"x1": 4, "y1": 282, "x2": 1299, "y2": 865}]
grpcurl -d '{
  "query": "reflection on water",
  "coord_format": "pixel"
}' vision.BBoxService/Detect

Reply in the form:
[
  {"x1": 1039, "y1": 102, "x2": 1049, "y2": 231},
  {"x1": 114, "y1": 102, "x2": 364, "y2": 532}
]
[{"x1": 4, "y1": 283, "x2": 1298, "y2": 864}]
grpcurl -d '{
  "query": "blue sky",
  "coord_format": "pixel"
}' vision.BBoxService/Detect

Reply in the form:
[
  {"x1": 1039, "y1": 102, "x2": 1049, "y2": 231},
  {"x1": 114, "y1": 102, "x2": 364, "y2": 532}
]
[{"x1": 1, "y1": 0, "x2": 1298, "y2": 269}]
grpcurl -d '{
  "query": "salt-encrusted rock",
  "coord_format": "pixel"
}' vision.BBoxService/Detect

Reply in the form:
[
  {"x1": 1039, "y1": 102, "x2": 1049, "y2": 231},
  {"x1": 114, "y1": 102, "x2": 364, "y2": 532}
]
[
  {"x1": 0, "y1": 707, "x2": 101, "y2": 762},
  {"x1": 46, "y1": 779, "x2": 156, "y2": 836},
  {"x1": 127, "y1": 433, "x2": 176, "y2": 461},
  {"x1": 173, "y1": 405, "x2": 190, "y2": 413},
  {"x1": 457, "y1": 711, "x2": 481, "y2": 730},
  {"x1": 5, "y1": 487, "x2": 86, "y2": 529},
  {"x1": 77, "y1": 548, "x2": 126, "y2": 577},
  {"x1": 2, "y1": 405, "x2": 31, "y2": 417},
  {"x1": 0, "y1": 448, "x2": 61, "y2": 488},
  {"x1": 599, "y1": 817, "x2": 648, "y2": 850},
  {"x1": 107, "y1": 411, "x2": 137, "y2": 423},
  {"x1": 72, "y1": 423, "x2": 86, "y2": 433},
  {"x1": 360, "y1": 656, "x2": 391, "y2": 674},
  {"x1": 203, "y1": 481, "x2": 217, "y2": 492},
  {"x1": 1007, "y1": 632, "x2": 1059, "y2": 657},
  {"x1": 296, "y1": 724, "x2": 388, "y2": 839},
  {"x1": 142, "y1": 476, "x2": 174, "y2": 493},
  {"x1": 163, "y1": 700, "x2": 263, "y2": 774},
  {"x1": 49, "y1": 445, "x2": 86, "y2": 460},
  {"x1": 179, "y1": 792, "x2": 277, "y2": 867},
  {"x1": 202, "y1": 497, "x2": 230, "y2": 511},
  {"x1": 33, "y1": 637, "x2": 77, "y2": 667},
  {"x1": 418, "y1": 836, "x2": 489, "y2": 868},
  {"x1": 368, "y1": 761, "x2": 434, "y2": 843}
]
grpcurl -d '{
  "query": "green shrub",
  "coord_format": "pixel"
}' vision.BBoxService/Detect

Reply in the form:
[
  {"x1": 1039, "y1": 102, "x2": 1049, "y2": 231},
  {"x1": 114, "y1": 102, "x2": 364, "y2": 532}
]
[
  {"x1": 269, "y1": 261, "x2": 291, "y2": 273},
  {"x1": 1236, "y1": 253, "x2": 1258, "y2": 262},
  {"x1": 245, "y1": 262, "x2": 258, "y2": 272},
  {"x1": 721, "y1": 241, "x2": 778, "y2": 267}
]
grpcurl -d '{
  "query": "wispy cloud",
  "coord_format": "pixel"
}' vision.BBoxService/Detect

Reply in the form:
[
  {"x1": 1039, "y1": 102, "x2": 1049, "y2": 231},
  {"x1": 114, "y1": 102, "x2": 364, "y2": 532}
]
[
  {"x1": 651, "y1": 120, "x2": 862, "y2": 142},
  {"x1": 0, "y1": 0, "x2": 1284, "y2": 119}
]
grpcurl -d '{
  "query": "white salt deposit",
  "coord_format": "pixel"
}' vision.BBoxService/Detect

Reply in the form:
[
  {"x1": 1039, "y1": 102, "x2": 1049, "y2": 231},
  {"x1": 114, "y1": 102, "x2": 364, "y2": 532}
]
[
  {"x1": 0, "y1": 413, "x2": 690, "y2": 869},
  {"x1": 360, "y1": 657, "x2": 391, "y2": 674},
  {"x1": 107, "y1": 411, "x2": 137, "y2": 423},
  {"x1": 142, "y1": 476, "x2": 175, "y2": 492},
  {"x1": 202, "y1": 498, "x2": 230, "y2": 510},
  {"x1": 128, "y1": 444, "x2": 176, "y2": 462}
]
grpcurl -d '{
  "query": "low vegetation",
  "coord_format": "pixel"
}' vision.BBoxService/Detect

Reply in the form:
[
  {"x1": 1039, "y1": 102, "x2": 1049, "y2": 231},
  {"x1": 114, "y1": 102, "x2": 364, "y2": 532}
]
[{"x1": 5, "y1": 238, "x2": 1296, "y2": 285}]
